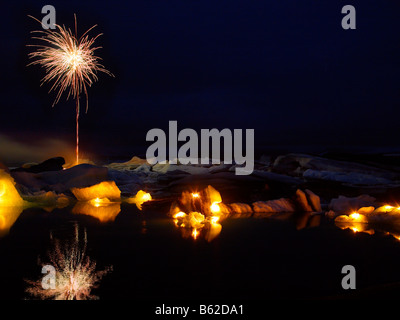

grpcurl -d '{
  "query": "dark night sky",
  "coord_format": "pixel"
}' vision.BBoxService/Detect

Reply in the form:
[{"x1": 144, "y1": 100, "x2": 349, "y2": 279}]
[{"x1": 1, "y1": 0, "x2": 400, "y2": 162}]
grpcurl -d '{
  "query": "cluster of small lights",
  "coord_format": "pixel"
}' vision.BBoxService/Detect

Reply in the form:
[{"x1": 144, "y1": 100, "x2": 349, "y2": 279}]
[{"x1": 173, "y1": 191, "x2": 223, "y2": 240}]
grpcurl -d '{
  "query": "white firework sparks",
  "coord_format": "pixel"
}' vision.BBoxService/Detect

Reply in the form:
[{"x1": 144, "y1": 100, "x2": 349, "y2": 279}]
[
  {"x1": 26, "y1": 225, "x2": 111, "y2": 300},
  {"x1": 27, "y1": 14, "x2": 114, "y2": 164}
]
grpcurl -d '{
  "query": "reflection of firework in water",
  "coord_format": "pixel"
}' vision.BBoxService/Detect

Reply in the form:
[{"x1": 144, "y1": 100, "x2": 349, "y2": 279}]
[
  {"x1": 27, "y1": 15, "x2": 114, "y2": 164},
  {"x1": 26, "y1": 224, "x2": 111, "y2": 300}
]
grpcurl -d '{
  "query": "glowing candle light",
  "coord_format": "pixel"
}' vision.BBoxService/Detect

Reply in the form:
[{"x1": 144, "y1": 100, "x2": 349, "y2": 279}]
[
  {"x1": 173, "y1": 212, "x2": 186, "y2": 219},
  {"x1": 91, "y1": 197, "x2": 102, "y2": 208},
  {"x1": 210, "y1": 202, "x2": 221, "y2": 214},
  {"x1": 349, "y1": 212, "x2": 361, "y2": 220}
]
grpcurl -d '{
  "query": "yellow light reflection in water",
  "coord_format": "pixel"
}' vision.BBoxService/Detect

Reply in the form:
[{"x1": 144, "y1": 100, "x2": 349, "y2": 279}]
[
  {"x1": 335, "y1": 221, "x2": 374, "y2": 235},
  {"x1": 192, "y1": 228, "x2": 198, "y2": 240},
  {"x1": 335, "y1": 212, "x2": 368, "y2": 224},
  {"x1": 0, "y1": 206, "x2": 24, "y2": 237},
  {"x1": 72, "y1": 200, "x2": 121, "y2": 223}
]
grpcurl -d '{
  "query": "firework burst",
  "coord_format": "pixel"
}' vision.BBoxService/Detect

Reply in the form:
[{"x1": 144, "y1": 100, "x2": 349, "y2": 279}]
[
  {"x1": 27, "y1": 15, "x2": 114, "y2": 164},
  {"x1": 25, "y1": 224, "x2": 111, "y2": 300}
]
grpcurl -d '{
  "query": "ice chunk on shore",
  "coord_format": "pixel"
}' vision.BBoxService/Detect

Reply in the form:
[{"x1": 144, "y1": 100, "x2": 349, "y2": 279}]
[
  {"x1": 208, "y1": 164, "x2": 232, "y2": 174},
  {"x1": 305, "y1": 189, "x2": 322, "y2": 212},
  {"x1": 252, "y1": 189, "x2": 321, "y2": 214},
  {"x1": 251, "y1": 170, "x2": 303, "y2": 185},
  {"x1": 71, "y1": 181, "x2": 121, "y2": 201},
  {"x1": 23, "y1": 191, "x2": 70, "y2": 210},
  {"x1": 11, "y1": 157, "x2": 65, "y2": 173},
  {"x1": 152, "y1": 163, "x2": 209, "y2": 175},
  {"x1": 12, "y1": 164, "x2": 109, "y2": 194},
  {"x1": 329, "y1": 195, "x2": 376, "y2": 214},
  {"x1": 0, "y1": 170, "x2": 24, "y2": 236},
  {"x1": 253, "y1": 198, "x2": 295, "y2": 213},
  {"x1": 273, "y1": 153, "x2": 399, "y2": 180},
  {"x1": 106, "y1": 156, "x2": 148, "y2": 171},
  {"x1": 304, "y1": 169, "x2": 392, "y2": 186},
  {"x1": 0, "y1": 170, "x2": 24, "y2": 207},
  {"x1": 229, "y1": 203, "x2": 253, "y2": 214},
  {"x1": 295, "y1": 189, "x2": 313, "y2": 212},
  {"x1": 358, "y1": 206, "x2": 375, "y2": 216}
]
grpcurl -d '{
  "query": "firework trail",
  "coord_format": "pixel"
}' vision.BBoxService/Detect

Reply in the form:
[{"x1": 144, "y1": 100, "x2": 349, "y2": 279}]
[{"x1": 27, "y1": 15, "x2": 114, "y2": 164}]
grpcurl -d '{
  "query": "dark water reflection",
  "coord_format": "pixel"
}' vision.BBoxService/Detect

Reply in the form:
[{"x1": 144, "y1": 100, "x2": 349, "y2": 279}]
[{"x1": 2, "y1": 204, "x2": 400, "y2": 299}]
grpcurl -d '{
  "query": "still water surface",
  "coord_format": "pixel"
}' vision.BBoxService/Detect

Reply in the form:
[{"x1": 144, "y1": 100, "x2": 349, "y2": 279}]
[{"x1": 1, "y1": 204, "x2": 400, "y2": 299}]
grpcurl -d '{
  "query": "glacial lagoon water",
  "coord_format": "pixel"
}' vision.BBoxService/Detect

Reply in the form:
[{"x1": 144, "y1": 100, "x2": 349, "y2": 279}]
[{"x1": 2, "y1": 203, "x2": 400, "y2": 300}]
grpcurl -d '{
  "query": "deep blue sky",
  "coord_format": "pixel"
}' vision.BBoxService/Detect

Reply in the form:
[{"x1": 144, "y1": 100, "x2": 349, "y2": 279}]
[{"x1": 1, "y1": 0, "x2": 400, "y2": 158}]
